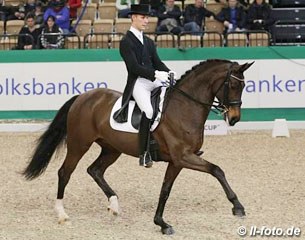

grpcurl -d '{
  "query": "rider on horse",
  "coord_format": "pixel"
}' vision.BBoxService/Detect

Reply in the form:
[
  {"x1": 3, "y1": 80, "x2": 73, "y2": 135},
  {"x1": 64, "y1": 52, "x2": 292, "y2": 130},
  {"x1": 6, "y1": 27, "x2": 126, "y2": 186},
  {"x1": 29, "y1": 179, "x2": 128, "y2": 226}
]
[{"x1": 113, "y1": 4, "x2": 176, "y2": 168}]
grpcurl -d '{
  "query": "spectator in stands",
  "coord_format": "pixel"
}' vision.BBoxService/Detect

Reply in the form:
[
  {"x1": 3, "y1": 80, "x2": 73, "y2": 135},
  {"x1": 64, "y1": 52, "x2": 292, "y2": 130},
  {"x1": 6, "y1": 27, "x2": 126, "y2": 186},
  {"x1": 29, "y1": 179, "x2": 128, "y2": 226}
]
[
  {"x1": 40, "y1": 15, "x2": 64, "y2": 49},
  {"x1": 25, "y1": 0, "x2": 38, "y2": 15},
  {"x1": 216, "y1": 0, "x2": 249, "y2": 9},
  {"x1": 142, "y1": 0, "x2": 164, "y2": 17},
  {"x1": 183, "y1": 0, "x2": 215, "y2": 34},
  {"x1": 0, "y1": 0, "x2": 9, "y2": 21},
  {"x1": 16, "y1": 13, "x2": 42, "y2": 49},
  {"x1": 44, "y1": 0, "x2": 70, "y2": 33},
  {"x1": 33, "y1": 1, "x2": 44, "y2": 26},
  {"x1": 247, "y1": 0, "x2": 274, "y2": 31},
  {"x1": 216, "y1": 0, "x2": 247, "y2": 33},
  {"x1": 68, "y1": 0, "x2": 81, "y2": 20},
  {"x1": 6, "y1": 3, "x2": 26, "y2": 21},
  {"x1": 117, "y1": 0, "x2": 138, "y2": 18},
  {"x1": 7, "y1": 0, "x2": 38, "y2": 21},
  {"x1": 156, "y1": 0, "x2": 182, "y2": 35}
]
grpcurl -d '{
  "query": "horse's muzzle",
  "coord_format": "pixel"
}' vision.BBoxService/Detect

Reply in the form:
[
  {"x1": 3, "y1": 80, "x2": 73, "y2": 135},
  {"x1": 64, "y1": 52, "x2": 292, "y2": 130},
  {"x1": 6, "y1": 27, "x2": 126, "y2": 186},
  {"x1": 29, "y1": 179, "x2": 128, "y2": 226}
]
[
  {"x1": 228, "y1": 116, "x2": 240, "y2": 126},
  {"x1": 225, "y1": 107, "x2": 241, "y2": 126}
]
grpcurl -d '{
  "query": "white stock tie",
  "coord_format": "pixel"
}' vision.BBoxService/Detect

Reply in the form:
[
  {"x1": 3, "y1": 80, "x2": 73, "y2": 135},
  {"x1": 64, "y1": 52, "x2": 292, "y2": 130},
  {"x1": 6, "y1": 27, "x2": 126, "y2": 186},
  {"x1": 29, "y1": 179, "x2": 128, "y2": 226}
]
[{"x1": 138, "y1": 34, "x2": 143, "y2": 44}]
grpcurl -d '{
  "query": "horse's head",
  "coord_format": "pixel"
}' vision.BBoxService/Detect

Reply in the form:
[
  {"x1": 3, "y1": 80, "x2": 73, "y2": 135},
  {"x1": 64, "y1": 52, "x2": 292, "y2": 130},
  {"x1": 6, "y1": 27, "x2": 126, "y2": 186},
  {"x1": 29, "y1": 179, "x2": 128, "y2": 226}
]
[
  {"x1": 167, "y1": 59, "x2": 254, "y2": 127},
  {"x1": 215, "y1": 61, "x2": 254, "y2": 126}
]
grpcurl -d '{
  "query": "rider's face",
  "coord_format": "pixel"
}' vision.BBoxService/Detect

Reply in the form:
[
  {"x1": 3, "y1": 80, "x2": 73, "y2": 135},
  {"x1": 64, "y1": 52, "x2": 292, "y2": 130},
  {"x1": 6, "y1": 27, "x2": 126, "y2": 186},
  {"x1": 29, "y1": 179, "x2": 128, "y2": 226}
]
[{"x1": 131, "y1": 14, "x2": 149, "y2": 31}]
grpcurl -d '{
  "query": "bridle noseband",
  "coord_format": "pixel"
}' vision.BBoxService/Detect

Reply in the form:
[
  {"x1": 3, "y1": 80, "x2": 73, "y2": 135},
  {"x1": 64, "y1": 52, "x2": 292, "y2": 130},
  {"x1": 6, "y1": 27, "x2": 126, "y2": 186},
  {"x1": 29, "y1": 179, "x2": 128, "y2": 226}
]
[{"x1": 168, "y1": 64, "x2": 245, "y2": 115}]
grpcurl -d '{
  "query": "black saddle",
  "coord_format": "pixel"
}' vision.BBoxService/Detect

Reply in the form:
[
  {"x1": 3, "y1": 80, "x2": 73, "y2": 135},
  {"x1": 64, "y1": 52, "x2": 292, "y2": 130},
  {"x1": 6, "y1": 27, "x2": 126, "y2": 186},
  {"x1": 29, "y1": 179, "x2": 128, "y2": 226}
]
[{"x1": 131, "y1": 86, "x2": 162, "y2": 130}]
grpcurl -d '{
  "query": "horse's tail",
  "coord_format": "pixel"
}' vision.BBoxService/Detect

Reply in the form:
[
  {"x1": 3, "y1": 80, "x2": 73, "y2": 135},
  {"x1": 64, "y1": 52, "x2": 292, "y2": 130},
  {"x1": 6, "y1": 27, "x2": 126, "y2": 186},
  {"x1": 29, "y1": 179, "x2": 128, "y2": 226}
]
[{"x1": 23, "y1": 95, "x2": 79, "y2": 180}]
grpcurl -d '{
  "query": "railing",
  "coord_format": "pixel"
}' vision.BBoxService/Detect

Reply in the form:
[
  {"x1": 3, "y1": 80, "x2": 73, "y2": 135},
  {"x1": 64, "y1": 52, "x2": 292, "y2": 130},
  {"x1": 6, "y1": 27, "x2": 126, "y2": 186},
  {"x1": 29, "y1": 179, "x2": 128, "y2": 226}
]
[
  {"x1": 38, "y1": 33, "x2": 82, "y2": 49},
  {"x1": 0, "y1": 34, "x2": 34, "y2": 50},
  {"x1": 38, "y1": 32, "x2": 65, "y2": 49},
  {"x1": 178, "y1": 31, "x2": 223, "y2": 48},
  {"x1": 63, "y1": 33, "x2": 81, "y2": 49},
  {"x1": 83, "y1": 32, "x2": 124, "y2": 49},
  {"x1": 226, "y1": 30, "x2": 272, "y2": 47},
  {"x1": 0, "y1": 30, "x2": 295, "y2": 50}
]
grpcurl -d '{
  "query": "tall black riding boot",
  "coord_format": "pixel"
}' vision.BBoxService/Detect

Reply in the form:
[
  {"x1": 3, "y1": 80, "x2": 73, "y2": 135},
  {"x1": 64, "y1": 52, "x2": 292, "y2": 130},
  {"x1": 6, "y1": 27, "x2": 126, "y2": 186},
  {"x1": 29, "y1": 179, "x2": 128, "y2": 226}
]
[{"x1": 138, "y1": 112, "x2": 153, "y2": 168}]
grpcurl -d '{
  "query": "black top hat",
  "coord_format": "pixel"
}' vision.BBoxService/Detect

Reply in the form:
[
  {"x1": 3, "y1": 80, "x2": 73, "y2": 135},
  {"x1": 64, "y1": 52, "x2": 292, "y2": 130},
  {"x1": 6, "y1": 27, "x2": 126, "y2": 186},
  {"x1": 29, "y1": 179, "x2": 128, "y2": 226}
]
[{"x1": 129, "y1": 4, "x2": 151, "y2": 16}]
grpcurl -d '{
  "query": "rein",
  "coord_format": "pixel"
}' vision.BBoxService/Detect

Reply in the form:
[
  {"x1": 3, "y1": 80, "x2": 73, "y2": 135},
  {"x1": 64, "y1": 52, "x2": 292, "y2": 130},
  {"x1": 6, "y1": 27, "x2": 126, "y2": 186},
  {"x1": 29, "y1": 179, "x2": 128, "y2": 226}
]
[
  {"x1": 168, "y1": 64, "x2": 244, "y2": 115},
  {"x1": 169, "y1": 84, "x2": 226, "y2": 113}
]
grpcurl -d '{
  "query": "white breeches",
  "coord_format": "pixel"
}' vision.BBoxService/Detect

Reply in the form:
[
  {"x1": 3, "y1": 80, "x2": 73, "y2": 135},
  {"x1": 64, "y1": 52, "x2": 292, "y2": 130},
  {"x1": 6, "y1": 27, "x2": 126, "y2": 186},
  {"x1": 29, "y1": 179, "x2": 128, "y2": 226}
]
[{"x1": 132, "y1": 77, "x2": 163, "y2": 119}]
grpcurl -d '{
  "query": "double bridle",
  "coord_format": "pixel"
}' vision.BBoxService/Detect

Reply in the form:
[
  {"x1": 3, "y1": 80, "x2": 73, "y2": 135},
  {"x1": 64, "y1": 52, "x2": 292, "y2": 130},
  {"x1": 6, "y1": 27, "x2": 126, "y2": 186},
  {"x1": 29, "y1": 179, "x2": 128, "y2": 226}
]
[{"x1": 168, "y1": 64, "x2": 244, "y2": 115}]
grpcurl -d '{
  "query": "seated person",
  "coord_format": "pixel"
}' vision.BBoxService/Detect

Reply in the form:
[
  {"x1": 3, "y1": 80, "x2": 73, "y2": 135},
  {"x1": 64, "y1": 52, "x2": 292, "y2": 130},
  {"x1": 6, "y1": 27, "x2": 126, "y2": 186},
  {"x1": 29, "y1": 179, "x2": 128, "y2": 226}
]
[
  {"x1": 183, "y1": 0, "x2": 215, "y2": 34},
  {"x1": 117, "y1": 0, "x2": 138, "y2": 18},
  {"x1": 32, "y1": 1, "x2": 44, "y2": 26},
  {"x1": 16, "y1": 13, "x2": 42, "y2": 49},
  {"x1": 215, "y1": 0, "x2": 249, "y2": 9},
  {"x1": 142, "y1": 0, "x2": 164, "y2": 17},
  {"x1": 40, "y1": 15, "x2": 64, "y2": 49},
  {"x1": 6, "y1": 0, "x2": 37, "y2": 21},
  {"x1": 68, "y1": 0, "x2": 81, "y2": 20},
  {"x1": 6, "y1": 3, "x2": 25, "y2": 21},
  {"x1": 0, "y1": 0, "x2": 10, "y2": 21},
  {"x1": 247, "y1": 0, "x2": 274, "y2": 31},
  {"x1": 43, "y1": 0, "x2": 70, "y2": 34},
  {"x1": 216, "y1": 0, "x2": 247, "y2": 33},
  {"x1": 156, "y1": 0, "x2": 182, "y2": 35},
  {"x1": 24, "y1": 0, "x2": 38, "y2": 16}
]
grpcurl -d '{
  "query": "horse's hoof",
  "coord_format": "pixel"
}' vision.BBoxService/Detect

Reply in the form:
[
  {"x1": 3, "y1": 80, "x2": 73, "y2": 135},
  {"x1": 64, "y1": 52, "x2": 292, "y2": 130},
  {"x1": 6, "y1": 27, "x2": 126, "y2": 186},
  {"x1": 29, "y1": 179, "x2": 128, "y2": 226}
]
[
  {"x1": 232, "y1": 207, "x2": 246, "y2": 217},
  {"x1": 162, "y1": 226, "x2": 175, "y2": 235},
  {"x1": 108, "y1": 196, "x2": 120, "y2": 216},
  {"x1": 107, "y1": 207, "x2": 119, "y2": 216},
  {"x1": 58, "y1": 216, "x2": 69, "y2": 224}
]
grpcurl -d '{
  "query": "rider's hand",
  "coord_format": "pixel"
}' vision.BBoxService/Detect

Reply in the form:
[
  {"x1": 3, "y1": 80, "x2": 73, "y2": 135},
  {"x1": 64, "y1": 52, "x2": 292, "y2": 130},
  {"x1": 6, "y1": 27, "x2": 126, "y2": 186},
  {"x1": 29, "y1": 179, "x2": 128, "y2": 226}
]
[{"x1": 154, "y1": 70, "x2": 168, "y2": 81}]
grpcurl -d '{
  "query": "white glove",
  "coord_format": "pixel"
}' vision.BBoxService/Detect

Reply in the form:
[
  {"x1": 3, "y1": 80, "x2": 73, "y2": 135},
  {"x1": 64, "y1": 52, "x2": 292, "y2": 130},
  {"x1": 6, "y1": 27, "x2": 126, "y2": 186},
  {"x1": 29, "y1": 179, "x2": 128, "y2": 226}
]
[{"x1": 154, "y1": 70, "x2": 168, "y2": 81}]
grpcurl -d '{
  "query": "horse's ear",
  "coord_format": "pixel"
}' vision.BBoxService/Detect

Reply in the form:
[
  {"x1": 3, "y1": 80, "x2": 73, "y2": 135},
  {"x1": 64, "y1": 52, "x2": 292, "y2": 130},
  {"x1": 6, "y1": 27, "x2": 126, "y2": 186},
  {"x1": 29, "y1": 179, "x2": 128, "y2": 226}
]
[{"x1": 239, "y1": 61, "x2": 255, "y2": 73}]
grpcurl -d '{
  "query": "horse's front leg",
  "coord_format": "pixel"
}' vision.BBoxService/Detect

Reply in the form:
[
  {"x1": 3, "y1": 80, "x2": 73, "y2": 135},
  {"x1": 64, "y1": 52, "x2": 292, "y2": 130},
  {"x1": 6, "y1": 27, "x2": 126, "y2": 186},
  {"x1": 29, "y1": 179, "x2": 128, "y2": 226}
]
[
  {"x1": 179, "y1": 153, "x2": 245, "y2": 217},
  {"x1": 154, "y1": 162, "x2": 182, "y2": 235}
]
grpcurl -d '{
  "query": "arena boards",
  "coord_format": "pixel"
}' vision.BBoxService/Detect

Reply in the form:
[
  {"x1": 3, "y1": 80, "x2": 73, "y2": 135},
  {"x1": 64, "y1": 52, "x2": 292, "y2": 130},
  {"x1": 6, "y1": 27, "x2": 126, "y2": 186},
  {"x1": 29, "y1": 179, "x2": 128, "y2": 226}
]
[{"x1": 0, "y1": 47, "x2": 304, "y2": 131}]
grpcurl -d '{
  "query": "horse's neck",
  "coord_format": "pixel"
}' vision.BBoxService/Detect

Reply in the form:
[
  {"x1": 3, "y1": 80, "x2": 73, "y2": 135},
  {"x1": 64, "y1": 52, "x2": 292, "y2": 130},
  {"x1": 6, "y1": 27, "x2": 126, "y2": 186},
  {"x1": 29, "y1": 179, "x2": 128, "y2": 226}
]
[
  {"x1": 179, "y1": 72, "x2": 215, "y2": 108},
  {"x1": 178, "y1": 63, "x2": 226, "y2": 108},
  {"x1": 165, "y1": 73, "x2": 214, "y2": 131}
]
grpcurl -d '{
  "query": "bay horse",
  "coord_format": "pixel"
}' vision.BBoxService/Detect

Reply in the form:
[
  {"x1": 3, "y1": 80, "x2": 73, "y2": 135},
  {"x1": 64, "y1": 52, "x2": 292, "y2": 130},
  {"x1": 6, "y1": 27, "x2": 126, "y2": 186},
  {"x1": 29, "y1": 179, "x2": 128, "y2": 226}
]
[{"x1": 23, "y1": 59, "x2": 253, "y2": 235}]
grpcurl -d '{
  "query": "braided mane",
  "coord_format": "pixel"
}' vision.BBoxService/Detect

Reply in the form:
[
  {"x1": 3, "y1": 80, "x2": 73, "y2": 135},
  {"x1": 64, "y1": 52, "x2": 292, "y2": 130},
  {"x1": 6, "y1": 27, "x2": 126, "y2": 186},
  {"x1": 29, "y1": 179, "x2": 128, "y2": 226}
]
[
  {"x1": 176, "y1": 59, "x2": 232, "y2": 85},
  {"x1": 163, "y1": 59, "x2": 233, "y2": 108}
]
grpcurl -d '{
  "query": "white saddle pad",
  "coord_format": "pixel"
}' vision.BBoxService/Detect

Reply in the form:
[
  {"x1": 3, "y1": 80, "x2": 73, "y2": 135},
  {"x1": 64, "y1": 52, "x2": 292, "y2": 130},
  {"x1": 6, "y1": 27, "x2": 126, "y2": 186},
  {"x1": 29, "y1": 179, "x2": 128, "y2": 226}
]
[{"x1": 110, "y1": 87, "x2": 167, "y2": 133}]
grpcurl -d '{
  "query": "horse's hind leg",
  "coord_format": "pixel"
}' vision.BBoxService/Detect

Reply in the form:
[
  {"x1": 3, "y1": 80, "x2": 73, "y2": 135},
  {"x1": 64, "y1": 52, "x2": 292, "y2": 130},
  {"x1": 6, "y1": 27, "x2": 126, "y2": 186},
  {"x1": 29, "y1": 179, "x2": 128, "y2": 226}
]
[
  {"x1": 179, "y1": 154, "x2": 245, "y2": 217},
  {"x1": 87, "y1": 147, "x2": 121, "y2": 215},
  {"x1": 55, "y1": 144, "x2": 91, "y2": 224}
]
